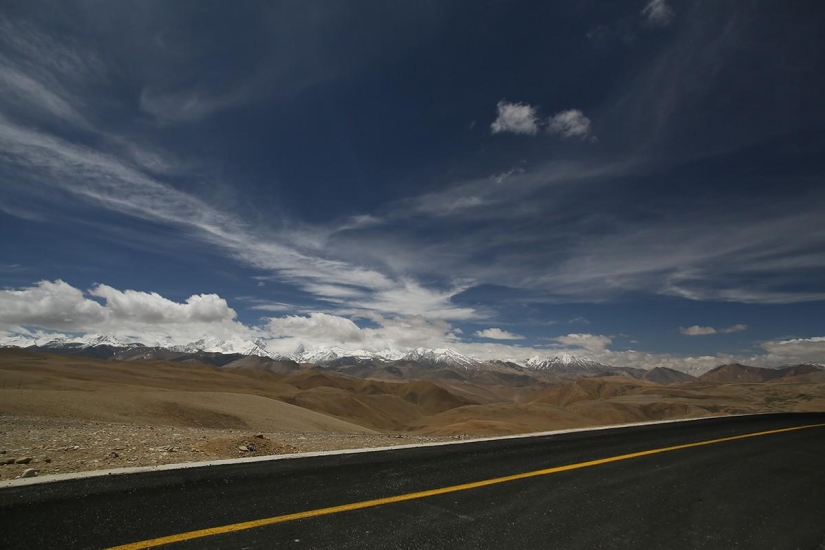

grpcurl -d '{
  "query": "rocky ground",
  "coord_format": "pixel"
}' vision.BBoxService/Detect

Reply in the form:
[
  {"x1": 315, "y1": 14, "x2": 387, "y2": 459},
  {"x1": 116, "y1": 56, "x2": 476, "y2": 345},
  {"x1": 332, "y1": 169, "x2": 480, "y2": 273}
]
[{"x1": 0, "y1": 416, "x2": 469, "y2": 481}]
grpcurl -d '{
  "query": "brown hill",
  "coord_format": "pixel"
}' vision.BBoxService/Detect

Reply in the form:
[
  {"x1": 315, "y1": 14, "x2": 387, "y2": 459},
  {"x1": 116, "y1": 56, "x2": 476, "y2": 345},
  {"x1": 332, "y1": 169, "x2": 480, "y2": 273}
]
[
  {"x1": 0, "y1": 349, "x2": 477, "y2": 433},
  {"x1": 222, "y1": 355, "x2": 303, "y2": 374},
  {"x1": 2, "y1": 349, "x2": 824, "y2": 439},
  {"x1": 698, "y1": 363, "x2": 824, "y2": 384},
  {"x1": 275, "y1": 371, "x2": 478, "y2": 430},
  {"x1": 642, "y1": 367, "x2": 697, "y2": 385},
  {"x1": 522, "y1": 377, "x2": 655, "y2": 407}
]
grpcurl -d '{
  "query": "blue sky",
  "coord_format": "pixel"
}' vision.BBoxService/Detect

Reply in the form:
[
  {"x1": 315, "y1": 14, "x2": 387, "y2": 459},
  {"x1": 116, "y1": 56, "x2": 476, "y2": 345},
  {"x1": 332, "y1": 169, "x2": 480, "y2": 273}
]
[{"x1": 1, "y1": 1, "x2": 824, "y2": 369}]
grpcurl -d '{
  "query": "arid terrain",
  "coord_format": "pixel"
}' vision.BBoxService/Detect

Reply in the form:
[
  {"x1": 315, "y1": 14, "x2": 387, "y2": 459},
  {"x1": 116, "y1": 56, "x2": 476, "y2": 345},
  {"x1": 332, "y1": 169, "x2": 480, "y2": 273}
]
[{"x1": 1, "y1": 349, "x2": 824, "y2": 480}]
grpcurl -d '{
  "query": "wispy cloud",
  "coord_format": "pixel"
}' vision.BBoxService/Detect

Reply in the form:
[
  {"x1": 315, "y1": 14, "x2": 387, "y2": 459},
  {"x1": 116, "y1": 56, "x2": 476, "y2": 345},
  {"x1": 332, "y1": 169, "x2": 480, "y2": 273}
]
[
  {"x1": 0, "y1": 112, "x2": 479, "y2": 319},
  {"x1": 0, "y1": 16, "x2": 102, "y2": 129},
  {"x1": 641, "y1": 0, "x2": 675, "y2": 28},
  {"x1": 680, "y1": 324, "x2": 747, "y2": 336}
]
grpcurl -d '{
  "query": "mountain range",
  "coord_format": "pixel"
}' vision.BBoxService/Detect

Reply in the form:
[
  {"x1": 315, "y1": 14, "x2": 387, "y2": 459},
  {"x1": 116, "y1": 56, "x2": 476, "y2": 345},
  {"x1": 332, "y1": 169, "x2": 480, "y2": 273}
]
[{"x1": 1, "y1": 334, "x2": 822, "y2": 383}]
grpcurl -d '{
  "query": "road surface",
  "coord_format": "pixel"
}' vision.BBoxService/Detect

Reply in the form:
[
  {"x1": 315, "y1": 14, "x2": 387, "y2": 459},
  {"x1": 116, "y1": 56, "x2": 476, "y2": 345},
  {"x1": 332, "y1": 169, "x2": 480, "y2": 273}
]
[{"x1": 1, "y1": 413, "x2": 824, "y2": 549}]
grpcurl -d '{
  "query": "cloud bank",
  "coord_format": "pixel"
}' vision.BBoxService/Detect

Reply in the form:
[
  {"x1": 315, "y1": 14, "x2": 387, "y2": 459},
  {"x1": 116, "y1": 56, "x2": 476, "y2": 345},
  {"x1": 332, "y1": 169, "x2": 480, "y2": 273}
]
[{"x1": 3, "y1": 281, "x2": 818, "y2": 372}]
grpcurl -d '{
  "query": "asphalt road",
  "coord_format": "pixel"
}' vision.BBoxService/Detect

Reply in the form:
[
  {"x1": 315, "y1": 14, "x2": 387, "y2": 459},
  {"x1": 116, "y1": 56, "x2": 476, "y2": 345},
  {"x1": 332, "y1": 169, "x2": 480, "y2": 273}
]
[{"x1": 1, "y1": 413, "x2": 824, "y2": 550}]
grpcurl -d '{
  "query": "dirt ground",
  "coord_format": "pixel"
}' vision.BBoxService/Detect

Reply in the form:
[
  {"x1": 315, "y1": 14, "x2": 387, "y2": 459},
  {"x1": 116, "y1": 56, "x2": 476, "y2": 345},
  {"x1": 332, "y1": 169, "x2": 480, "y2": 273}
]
[{"x1": 0, "y1": 416, "x2": 465, "y2": 481}]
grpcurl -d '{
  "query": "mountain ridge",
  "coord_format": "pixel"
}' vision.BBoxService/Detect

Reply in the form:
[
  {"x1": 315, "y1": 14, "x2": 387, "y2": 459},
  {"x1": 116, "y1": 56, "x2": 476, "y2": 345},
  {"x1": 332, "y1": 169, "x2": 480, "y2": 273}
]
[{"x1": 1, "y1": 333, "x2": 822, "y2": 378}]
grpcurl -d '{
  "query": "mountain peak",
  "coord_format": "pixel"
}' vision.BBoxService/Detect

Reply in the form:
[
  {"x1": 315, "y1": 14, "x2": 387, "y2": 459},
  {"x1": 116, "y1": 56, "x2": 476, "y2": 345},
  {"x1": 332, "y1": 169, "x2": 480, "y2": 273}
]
[{"x1": 525, "y1": 354, "x2": 607, "y2": 373}]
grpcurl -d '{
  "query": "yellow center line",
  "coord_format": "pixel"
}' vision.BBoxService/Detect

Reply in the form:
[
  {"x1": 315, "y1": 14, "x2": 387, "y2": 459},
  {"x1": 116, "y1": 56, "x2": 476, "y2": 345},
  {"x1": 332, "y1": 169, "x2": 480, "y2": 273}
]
[{"x1": 107, "y1": 422, "x2": 825, "y2": 550}]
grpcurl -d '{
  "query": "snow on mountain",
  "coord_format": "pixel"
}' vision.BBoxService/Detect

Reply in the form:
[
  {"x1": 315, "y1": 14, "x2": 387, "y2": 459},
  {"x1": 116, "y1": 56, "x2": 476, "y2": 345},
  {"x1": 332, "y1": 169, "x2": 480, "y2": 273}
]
[
  {"x1": 293, "y1": 346, "x2": 349, "y2": 364},
  {"x1": 0, "y1": 335, "x2": 38, "y2": 348},
  {"x1": 282, "y1": 346, "x2": 479, "y2": 367},
  {"x1": 524, "y1": 353, "x2": 608, "y2": 373},
  {"x1": 399, "y1": 347, "x2": 480, "y2": 368},
  {"x1": 293, "y1": 347, "x2": 401, "y2": 364},
  {"x1": 79, "y1": 334, "x2": 143, "y2": 348},
  {"x1": 171, "y1": 337, "x2": 274, "y2": 357},
  {"x1": 38, "y1": 335, "x2": 86, "y2": 348}
]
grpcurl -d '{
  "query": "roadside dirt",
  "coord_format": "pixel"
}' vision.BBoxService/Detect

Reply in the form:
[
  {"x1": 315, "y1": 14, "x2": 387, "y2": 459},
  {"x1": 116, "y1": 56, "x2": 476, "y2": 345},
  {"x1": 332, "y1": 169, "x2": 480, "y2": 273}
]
[{"x1": 0, "y1": 416, "x2": 466, "y2": 481}]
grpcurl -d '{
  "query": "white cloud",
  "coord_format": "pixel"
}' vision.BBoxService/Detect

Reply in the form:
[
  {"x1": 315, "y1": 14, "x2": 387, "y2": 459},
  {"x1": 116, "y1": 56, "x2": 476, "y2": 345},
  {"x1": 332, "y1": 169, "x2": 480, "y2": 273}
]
[
  {"x1": 547, "y1": 109, "x2": 592, "y2": 139},
  {"x1": 680, "y1": 324, "x2": 748, "y2": 336},
  {"x1": 568, "y1": 316, "x2": 590, "y2": 325},
  {"x1": 680, "y1": 325, "x2": 717, "y2": 336},
  {"x1": 552, "y1": 333, "x2": 613, "y2": 353},
  {"x1": 474, "y1": 328, "x2": 526, "y2": 340},
  {"x1": 641, "y1": 0, "x2": 675, "y2": 27},
  {"x1": 0, "y1": 280, "x2": 251, "y2": 344},
  {"x1": 0, "y1": 280, "x2": 106, "y2": 331},
  {"x1": 261, "y1": 312, "x2": 463, "y2": 355},
  {"x1": 267, "y1": 312, "x2": 364, "y2": 344},
  {"x1": 760, "y1": 336, "x2": 825, "y2": 365},
  {"x1": 1, "y1": 280, "x2": 817, "y2": 372},
  {"x1": 491, "y1": 100, "x2": 539, "y2": 135},
  {"x1": 88, "y1": 284, "x2": 237, "y2": 324}
]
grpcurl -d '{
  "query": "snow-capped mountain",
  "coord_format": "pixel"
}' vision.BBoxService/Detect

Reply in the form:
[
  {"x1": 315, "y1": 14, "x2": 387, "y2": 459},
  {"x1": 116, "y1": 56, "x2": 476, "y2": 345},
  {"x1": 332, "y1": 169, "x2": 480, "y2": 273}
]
[
  {"x1": 524, "y1": 353, "x2": 609, "y2": 374},
  {"x1": 170, "y1": 337, "x2": 274, "y2": 357},
  {"x1": 0, "y1": 335, "x2": 38, "y2": 348},
  {"x1": 0, "y1": 332, "x2": 603, "y2": 371},
  {"x1": 399, "y1": 347, "x2": 480, "y2": 368},
  {"x1": 79, "y1": 334, "x2": 143, "y2": 348},
  {"x1": 37, "y1": 335, "x2": 85, "y2": 348}
]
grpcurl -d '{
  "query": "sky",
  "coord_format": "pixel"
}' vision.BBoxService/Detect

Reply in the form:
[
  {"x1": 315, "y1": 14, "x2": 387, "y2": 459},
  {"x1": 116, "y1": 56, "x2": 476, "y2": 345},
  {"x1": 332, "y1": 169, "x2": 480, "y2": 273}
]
[{"x1": 1, "y1": 0, "x2": 824, "y2": 370}]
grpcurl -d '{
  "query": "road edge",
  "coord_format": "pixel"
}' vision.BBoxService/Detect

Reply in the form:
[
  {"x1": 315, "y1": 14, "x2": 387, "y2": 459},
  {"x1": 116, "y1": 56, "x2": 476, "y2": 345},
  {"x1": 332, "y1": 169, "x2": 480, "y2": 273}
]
[{"x1": 0, "y1": 413, "x2": 768, "y2": 489}]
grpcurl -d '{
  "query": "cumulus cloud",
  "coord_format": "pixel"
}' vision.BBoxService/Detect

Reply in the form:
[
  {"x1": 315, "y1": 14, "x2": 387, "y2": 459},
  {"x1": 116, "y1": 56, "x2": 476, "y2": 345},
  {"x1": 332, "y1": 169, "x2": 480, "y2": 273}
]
[
  {"x1": 89, "y1": 284, "x2": 236, "y2": 324},
  {"x1": 490, "y1": 103, "x2": 594, "y2": 140},
  {"x1": 641, "y1": 0, "x2": 675, "y2": 27},
  {"x1": 474, "y1": 328, "x2": 526, "y2": 340},
  {"x1": 261, "y1": 312, "x2": 462, "y2": 355},
  {"x1": 552, "y1": 333, "x2": 613, "y2": 353},
  {"x1": 0, "y1": 280, "x2": 106, "y2": 330},
  {"x1": 680, "y1": 324, "x2": 748, "y2": 336},
  {"x1": 547, "y1": 109, "x2": 593, "y2": 139},
  {"x1": 0, "y1": 280, "x2": 249, "y2": 343},
  {"x1": 490, "y1": 100, "x2": 540, "y2": 135},
  {"x1": 266, "y1": 312, "x2": 364, "y2": 344}
]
